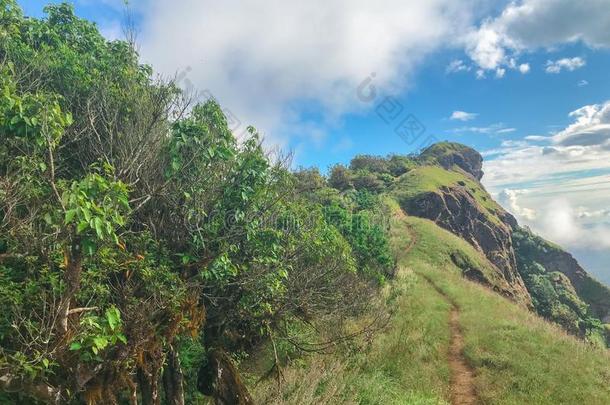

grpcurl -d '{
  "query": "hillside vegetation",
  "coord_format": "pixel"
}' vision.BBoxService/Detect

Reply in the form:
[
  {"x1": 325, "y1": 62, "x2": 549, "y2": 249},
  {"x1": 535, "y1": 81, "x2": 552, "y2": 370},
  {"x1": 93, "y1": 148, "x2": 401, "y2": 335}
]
[
  {"x1": 249, "y1": 203, "x2": 610, "y2": 404},
  {"x1": 0, "y1": 3, "x2": 394, "y2": 403},
  {"x1": 1, "y1": 2, "x2": 609, "y2": 404}
]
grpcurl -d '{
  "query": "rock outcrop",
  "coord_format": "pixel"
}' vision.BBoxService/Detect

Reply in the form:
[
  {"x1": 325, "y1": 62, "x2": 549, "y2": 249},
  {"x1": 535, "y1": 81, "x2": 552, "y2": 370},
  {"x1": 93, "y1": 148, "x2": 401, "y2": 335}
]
[
  {"x1": 400, "y1": 141, "x2": 610, "y2": 329},
  {"x1": 403, "y1": 184, "x2": 532, "y2": 306},
  {"x1": 420, "y1": 142, "x2": 485, "y2": 181}
]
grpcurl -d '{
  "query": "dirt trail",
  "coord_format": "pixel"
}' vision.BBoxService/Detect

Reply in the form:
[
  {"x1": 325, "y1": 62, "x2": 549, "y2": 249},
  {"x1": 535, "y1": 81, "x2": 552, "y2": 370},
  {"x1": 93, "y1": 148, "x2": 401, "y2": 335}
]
[
  {"x1": 396, "y1": 210, "x2": 477, "y2": 404},
  {"x1": 394, "y1": 209, "x2": 417, "y2": 256},
  {"x1": 420, "y1": 275, "x2": 478, "y2": 405},
  {"x1": 447, "y1": 306, "x2": 477, "y2": 405}
]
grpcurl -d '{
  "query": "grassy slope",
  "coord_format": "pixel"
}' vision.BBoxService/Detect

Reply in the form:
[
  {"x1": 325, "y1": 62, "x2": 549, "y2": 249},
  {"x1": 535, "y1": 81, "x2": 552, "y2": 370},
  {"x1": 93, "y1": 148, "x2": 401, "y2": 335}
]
[
  {"x1": 393, "y1": 165, "x2": 505, "y2": 226},
  {"x1": 246, "y1": 200, "x2": 610, "y2": 404}
]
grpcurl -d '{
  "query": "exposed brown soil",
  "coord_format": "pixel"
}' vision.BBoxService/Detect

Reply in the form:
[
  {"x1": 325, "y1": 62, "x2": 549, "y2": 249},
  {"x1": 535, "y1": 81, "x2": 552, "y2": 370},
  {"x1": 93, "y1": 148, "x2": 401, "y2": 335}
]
[
  {"x1": 447, "y1": 306, "x2": 477, "y2": 405},
  {"x1": 420, "y1": 275, "x2": 478, "y2": 405},
  {"x1": 398, "y1": 210, "x2": 477, "y2": 404}
]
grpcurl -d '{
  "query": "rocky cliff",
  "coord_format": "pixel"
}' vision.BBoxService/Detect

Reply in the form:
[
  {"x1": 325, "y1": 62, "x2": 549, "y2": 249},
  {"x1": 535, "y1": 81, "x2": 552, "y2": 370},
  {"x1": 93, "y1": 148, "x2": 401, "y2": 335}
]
[
  {"x1": 403, "y1": 186, "x2": 531, "y2": 302},
  {"x1": 394, "y1": 142, "x2": 609, "y2": 344},
  {"x1": 394, "y1": 143, "x2": 532, "y2": 306}
]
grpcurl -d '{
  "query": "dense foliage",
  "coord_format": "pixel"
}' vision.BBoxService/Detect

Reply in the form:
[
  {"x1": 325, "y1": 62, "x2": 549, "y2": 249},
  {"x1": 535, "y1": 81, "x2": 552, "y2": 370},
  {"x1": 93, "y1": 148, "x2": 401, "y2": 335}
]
[
  {"x1": 0, "y1": 2, "x2": 393, "y2": 403},
  {"x1": 1, "y1": 2, "x2": 607, "y2": 404},
  {"x1": 513, "y1": 228, "x2": 607, "y2": 346}
]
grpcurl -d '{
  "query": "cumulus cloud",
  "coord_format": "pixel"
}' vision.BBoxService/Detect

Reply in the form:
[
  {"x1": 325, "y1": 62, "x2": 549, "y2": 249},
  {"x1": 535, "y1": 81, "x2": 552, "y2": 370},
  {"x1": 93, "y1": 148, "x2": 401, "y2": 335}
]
[
  {"x1": 545, "y1": 57, "x2": 586, "y2": 74},
  {"x1": 483, "y1": 100, "x2": 610, "y2": 259},
  {"x1": 465, "y1": 22, "x2": 512, "y2": 71},
  {"x1": 518, "y1": 63, "x2": 530, "y2": 74},
  {"x1": 538, "y1": 200, "x2": 610, "y2": 250},
  {"x1": 138, "y1": 0, "x2": 484, "y2": 146},
  {"x1": 483, "y1": 100, "x2": 610, "y2": 187},
  {"x1": 450, "y1": 110, "x2": 478, "y2": 121},
  {"x1": 490, "y1": 178, "x2": 610, "y2": 256},
  {"x1": 498, "y1": 189, "x2": 536, "y2": 220},
  {"x1": 552, "y1": 101, "x2": 610, "y2": 147},
  {"x1": 465, "y1": 0, "x2": 610, "y2": 76}
]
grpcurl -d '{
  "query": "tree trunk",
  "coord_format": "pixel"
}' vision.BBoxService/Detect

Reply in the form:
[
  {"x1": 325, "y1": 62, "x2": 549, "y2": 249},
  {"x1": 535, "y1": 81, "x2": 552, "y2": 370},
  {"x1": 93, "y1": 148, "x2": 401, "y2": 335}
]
[
  {"x1": 197, "y1": 349, "x2": 254, "y2": 405},
  {"x1": 162, "y1": 345, "x2": 185, "y2": 405},
  {"x1": 57, "y1": 238, "x2": 83, "y2": 334},
  {"x1": 137, "y1": 368, "x2": 154, "y2": 405}
]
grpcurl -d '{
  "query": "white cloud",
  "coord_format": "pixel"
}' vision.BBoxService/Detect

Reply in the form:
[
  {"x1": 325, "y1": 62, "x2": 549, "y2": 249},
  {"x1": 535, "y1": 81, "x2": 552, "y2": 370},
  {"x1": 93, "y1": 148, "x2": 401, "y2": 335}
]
[
  {"x1": 483, "y1": 101, "x2": 610, "y2": 188},
  {"x1": 552, "y1": 101, "x2": 610, "y2": 147},
  {"x1": 524, "y1": 135, "x2": 550, "y2": 141},
  {"x1": 576, "y1": 208, "x2": 610, "y2": 219},
  {"x1": 450, "y1": 110, "x2": 478, "y2": 121},
  {"x1": 536, "y1": 199, "x2": 610, "y2": 251},
  {"x1": 138, "y1": 0, "x2": 484, "y2": 147},
  {"x1": 495, "y1": 68, "x2": 506, "y2": 78},
  {"x1": 578, "y1": 79, "x2": 589, "y2": 87},
  {"x1": 489, "y1": 175, "x2": 610, "y2": 255},
  {"x1": 545, "y1": 57, "x2": 586, "y2": 74},
  {"x1": 446, "y1": 59, "x2": 471, "y2": 73},
  {"x1": 464, "y1": 0, "x2": 610, "y2": 76},
  {"x1": 464, "y1": 22, "x2": 512, "y2": 71},
  {"x1": 449, "y1": 122, "x2": 515, "y2": 135},
  {"x1": 518, "y1": 63, "x2": 530, "y2": 74},
  {"x1": 483, "y1": 100, "x2": 610, "y2": 257},
  {"x1": 498, "y1": 189, "x2": 536, "y2": 220}
]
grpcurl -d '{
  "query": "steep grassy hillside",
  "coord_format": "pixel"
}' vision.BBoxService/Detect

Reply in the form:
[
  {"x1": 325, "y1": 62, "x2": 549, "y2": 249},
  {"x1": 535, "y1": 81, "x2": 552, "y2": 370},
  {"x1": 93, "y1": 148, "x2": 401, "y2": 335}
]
[
  {"x1": 393, "y1": 165, "x2": 506, "y2": 226},
  {"x1": 246, "y1": 201, "x2": 610, "y2": 404},
  {"x1": 394, "y1": 143, "x2": 608, "y2": 345}
]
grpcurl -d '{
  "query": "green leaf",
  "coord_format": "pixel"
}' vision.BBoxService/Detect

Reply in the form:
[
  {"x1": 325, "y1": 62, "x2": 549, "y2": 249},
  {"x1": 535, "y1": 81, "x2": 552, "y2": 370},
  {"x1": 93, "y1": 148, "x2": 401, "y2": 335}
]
[
  {"x1": 94, "y1": 217, "x2": 104, "y2": 239},
  {"x1": 93, "y1": 336, "x2": 108, "y2": 350},
  {"x1": 105, "y1": 307, "x2": 121, "y2": 331},
  {"x1": 116, "y1": 333, "x2": 127, "y2": 344},
  {"x1": 77, "y1": 221, "x2": 89, "y2": 234},
  {"x1": 64, "y1": 209, "x2": 77, "y2": 224},
  {"x1": 82, "y1": 238, "x2": 96, "y2": 256},
  {"x1": 42, "y1": 358, "x2": 49, "y2": 368},
  {"x1": 69, "y1": 342, "x2": 82, "y2": 351}
]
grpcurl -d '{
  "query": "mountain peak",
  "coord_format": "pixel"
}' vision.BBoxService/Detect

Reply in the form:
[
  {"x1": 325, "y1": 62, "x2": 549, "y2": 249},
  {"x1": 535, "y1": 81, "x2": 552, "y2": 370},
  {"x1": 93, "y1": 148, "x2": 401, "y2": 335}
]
[{"x1": 420, "y1": 142, "x2": 484, "y2": 181}]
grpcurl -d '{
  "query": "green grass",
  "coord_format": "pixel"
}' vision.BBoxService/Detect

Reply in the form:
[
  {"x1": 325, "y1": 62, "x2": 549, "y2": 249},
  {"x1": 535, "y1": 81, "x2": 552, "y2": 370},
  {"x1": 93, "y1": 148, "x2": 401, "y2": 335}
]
[
  {"x1": 393, "y1": 202, "x2": 610, "y2": 405},
  {"x1": 386, "y1": 198, "x2": 513, "y2": 296},
  {"x1": 392, "y1": 166, "x2": 505, "y2": 226},
  {"x1": 245, "y1": 200, "x2": 610, "y2": 404},
  {"x1": 246, "y1": 267, "x2": 452, "y2": 404},
  {"x1": 419, "y1": 266, "x2": 610, "y2": 404}
]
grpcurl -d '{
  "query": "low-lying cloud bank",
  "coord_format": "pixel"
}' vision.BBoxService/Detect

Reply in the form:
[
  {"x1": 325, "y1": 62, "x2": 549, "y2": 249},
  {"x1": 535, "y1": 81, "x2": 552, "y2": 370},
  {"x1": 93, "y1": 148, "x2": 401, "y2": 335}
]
[{"x1": 484, "y1": 100, "x2": 610, "y2": 283}]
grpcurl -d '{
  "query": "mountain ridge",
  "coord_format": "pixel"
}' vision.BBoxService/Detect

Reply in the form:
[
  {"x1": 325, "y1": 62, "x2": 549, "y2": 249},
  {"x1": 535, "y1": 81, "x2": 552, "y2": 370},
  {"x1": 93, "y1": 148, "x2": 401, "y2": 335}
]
[{"x1": 394, "y1": 142, "x2": 610, "y2": 344}]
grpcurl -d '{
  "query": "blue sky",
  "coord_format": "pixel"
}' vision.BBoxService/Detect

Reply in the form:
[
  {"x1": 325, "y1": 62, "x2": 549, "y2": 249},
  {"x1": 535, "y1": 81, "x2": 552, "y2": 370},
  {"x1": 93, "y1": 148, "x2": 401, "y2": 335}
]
[{"x1": 17, "y1": 0, "x2": 610, "y2": 284}]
